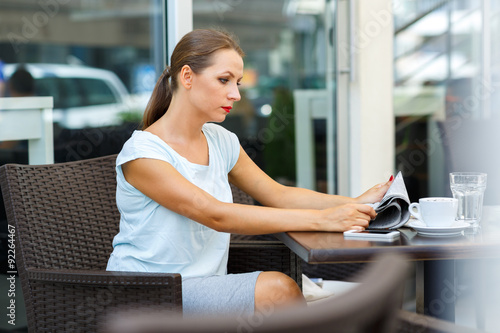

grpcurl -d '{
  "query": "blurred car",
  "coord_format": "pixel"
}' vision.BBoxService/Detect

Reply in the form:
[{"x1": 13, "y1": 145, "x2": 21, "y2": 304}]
[{"x1": 3, "y1": 63, "x2": 136, "y2": 129}]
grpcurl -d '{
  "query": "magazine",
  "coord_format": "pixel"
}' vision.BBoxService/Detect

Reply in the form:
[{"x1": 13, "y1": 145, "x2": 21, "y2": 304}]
[{"x1": 366, "y1": 171, "x2": 411, "y2": 230}]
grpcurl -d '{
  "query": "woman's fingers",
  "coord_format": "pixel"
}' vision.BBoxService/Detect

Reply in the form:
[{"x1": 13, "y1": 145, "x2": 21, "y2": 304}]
[
  {"x1": 348, "y1": 225, "x2": 365, "y2": 231},
  {"x1": 323, "y1": 204, "x2": 376, "y2": 232},
  {"x1": 346, "y1": 204, "x2": 375, "y2": 230},
  {"x1": 351, "y1": 203, "x2": 377, "y2": 220},
  {"x1": 357, "y1": 179, "x2": 392, "y2": 204}
]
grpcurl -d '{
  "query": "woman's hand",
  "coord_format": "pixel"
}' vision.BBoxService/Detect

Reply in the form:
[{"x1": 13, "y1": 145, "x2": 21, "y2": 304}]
[
  {"x1": 355, "y1": 176, "x2": 393, "y2": 204},
  {"x1": 320, "y1": 203, "x2": 377, "y2": 232}
]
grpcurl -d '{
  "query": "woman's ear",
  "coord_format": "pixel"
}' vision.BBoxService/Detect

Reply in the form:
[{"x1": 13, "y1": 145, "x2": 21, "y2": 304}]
[{"x1": 179, "y1": 65, "x2": 193, "y2": 89}]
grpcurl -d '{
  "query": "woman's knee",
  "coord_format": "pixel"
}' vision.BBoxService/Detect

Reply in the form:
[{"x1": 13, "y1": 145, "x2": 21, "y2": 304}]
[{"x1": 254, "y1": 271, "x2": 305, "y2": 311}]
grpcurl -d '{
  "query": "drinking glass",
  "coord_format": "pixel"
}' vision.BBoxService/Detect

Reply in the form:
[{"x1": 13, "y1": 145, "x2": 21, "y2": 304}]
[{"x1": 449, "y1": 172, "x2": 487, "y2": 230}]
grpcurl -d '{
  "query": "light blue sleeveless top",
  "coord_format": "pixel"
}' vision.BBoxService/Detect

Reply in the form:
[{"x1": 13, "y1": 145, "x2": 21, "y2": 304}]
[{"x1": 106, "y1": 123, "x2": 240, "y2": 277}]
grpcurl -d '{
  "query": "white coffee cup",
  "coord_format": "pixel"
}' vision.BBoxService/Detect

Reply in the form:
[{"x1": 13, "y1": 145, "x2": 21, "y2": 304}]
[{"x1": 409, "y1": 197, "x2": 458, "y2": 227}]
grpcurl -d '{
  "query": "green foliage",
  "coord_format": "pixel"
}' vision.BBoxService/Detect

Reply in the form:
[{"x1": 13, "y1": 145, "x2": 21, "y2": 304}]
[
  {"x1": 119, "y1": 111, "x2": 143, "y2": 124},
  {"x1": 263, "y1": 87, "x2": 296, "y2": 182}
]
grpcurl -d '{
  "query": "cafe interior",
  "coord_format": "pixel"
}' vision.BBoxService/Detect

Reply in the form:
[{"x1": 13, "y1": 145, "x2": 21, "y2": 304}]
[{"x1": 1, "y1": 0, "x2": 500, "y2": 332}]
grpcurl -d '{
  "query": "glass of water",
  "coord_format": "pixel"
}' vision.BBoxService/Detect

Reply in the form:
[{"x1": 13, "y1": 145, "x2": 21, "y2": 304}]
[{"x1": 449, "y1": 172, "x2": 487, "y2": 231}]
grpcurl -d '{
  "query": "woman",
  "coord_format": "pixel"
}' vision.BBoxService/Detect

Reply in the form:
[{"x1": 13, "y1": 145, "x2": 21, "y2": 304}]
[{"x1": 106, "y1": 29, "x2": 392, "y2": 317}]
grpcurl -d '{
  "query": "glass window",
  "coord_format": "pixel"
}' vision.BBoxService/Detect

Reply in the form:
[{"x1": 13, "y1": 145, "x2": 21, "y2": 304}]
[
  {"x1": 0, "y1": 0, "x2": 164, "y2": 158},
  {"x1": 78, "y1": 78, "x2": 119, "y2": 106},
  {"x1": 61, "y1": 78, "x2": 84, "y2": 109},
  {"x1": 193, "y1": 0, "x2": 330, "y2": 189},
  {"x1": 394, "y1": 0, "x2": 500, "y2": 203},
  {"x1": 36, "y1": 77, "x2": 65, "y2": 108},
  {"x1": 0, "y1": 0, "x2": 165, "y2": 229}
]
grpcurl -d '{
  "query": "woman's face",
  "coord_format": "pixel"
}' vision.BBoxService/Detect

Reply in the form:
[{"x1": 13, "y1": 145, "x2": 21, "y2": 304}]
[{"x1": 189, "y1": 48, "x2": 243, "y2": 123}]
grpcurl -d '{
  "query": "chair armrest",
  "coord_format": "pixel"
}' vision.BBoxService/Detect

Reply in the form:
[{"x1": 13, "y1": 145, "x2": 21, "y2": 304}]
[
  {"x1": 22, "y1": 268, "x2": 182, "y2": 332},
  {"x1": 25, "y1": 267, "x2": 182, "y2": 307},
  {"x1": 228, "y1": 240, "x2": 303, "y2": 288},
  {"x1": 27, "y1": 268, "x2": 181, "y2": 286},
  {"x1": 396, "y1": 310, "x2": 483, "y2": 333}
]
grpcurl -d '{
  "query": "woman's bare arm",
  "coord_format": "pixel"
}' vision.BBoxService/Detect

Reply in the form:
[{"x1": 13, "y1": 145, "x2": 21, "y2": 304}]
[
  {"x1": 122, "y1": 156, "x2": 376, "y2": 235},
  {"x1": 228, "y1": 147, "x2": 390, "y2": 210}
]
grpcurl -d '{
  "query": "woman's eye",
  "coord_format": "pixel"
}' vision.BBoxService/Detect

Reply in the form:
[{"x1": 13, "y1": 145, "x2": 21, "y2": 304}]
[{"x1": 219, "y1": 78, "x2": 229, "y2": 84}]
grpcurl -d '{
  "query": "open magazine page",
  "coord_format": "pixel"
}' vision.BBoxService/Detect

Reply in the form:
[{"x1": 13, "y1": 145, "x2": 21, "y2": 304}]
[{"x1": 366, "y1": 171, "x2": 411, "y2": 229}]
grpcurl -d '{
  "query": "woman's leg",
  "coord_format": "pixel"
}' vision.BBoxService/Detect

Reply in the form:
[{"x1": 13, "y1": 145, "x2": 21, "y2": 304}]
[
  {"x1": 182, "y1": 271, "x2": 261, "y2": 317},
  {"x1": 254, "y1": 271, "x2": 306, "y2": 313}
]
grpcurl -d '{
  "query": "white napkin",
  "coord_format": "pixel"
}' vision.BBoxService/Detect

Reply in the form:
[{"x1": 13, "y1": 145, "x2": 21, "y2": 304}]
[{"x1": 302, "y1": 274, "x2": 336, "y2": 303}]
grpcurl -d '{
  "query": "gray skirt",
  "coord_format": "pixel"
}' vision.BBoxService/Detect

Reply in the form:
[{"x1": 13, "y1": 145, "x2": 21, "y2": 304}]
[{"x1": 182, "y1": 271, "x2": 262, "y2": 317}]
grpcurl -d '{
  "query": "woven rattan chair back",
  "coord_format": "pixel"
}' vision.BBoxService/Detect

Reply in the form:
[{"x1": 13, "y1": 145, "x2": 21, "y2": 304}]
[
  {"x1": 0, "y1": 154, "x2": 119, "y2": 272},
  {"x1": 0, "y1": 155, "x2": 182, "y2": 332},
  {"x1": 229, "y1": 183, "x2": 254, "y2": 205}
]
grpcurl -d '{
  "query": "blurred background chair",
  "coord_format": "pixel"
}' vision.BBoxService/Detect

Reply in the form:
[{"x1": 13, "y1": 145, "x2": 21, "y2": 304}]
[
  {"x1": 102, "y1": 253, "x2": 482, "y2": 333},
  {"x1": 0, "y1": 154, "x2": 301, "y2": 332}
]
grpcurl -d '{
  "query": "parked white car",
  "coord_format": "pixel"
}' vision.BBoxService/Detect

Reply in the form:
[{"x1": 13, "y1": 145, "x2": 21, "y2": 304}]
[{"x1": 3, "y1": 63, "x2": 137, "y2": 129}]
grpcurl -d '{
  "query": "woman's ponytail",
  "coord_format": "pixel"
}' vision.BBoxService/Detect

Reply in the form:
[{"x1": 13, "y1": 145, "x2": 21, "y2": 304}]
[{"x1": 142, "y1": 66, "x2": 173, "y2": 129}]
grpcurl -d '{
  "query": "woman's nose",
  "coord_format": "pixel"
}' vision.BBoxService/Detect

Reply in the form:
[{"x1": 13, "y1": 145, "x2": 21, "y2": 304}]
[{"x1": 228, "y1": 84, "x2": 241, "y2": 101}]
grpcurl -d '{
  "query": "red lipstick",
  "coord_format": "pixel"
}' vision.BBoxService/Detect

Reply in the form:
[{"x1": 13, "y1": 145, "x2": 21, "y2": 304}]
[{"x1": 222, "y1": 106, "x2": 232, "y2": 113}]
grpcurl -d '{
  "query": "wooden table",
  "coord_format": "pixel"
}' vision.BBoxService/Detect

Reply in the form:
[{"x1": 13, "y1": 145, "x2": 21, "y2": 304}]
[{"x1": 275, "y1": 207, "x2": 500, "y2": 324}]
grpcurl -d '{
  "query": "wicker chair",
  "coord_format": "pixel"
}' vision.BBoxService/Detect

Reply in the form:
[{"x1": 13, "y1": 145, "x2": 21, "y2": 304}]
[{"x1": 0, "y1": 154, "x2": 301, "y2": 333}]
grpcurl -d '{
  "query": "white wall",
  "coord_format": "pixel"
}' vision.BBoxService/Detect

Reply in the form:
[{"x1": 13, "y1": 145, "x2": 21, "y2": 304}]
[
  {"x1": 167, "y1": 0, "x2": 193, "y2": 62},
  {"x1": 348, "y1": 0, "x2": 395, "y2": 196}
]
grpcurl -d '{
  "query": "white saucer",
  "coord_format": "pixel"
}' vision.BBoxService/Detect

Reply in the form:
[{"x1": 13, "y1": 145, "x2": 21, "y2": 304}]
[{"x1": 407, "y1": 220, "x2": 469, "y2": 237}]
